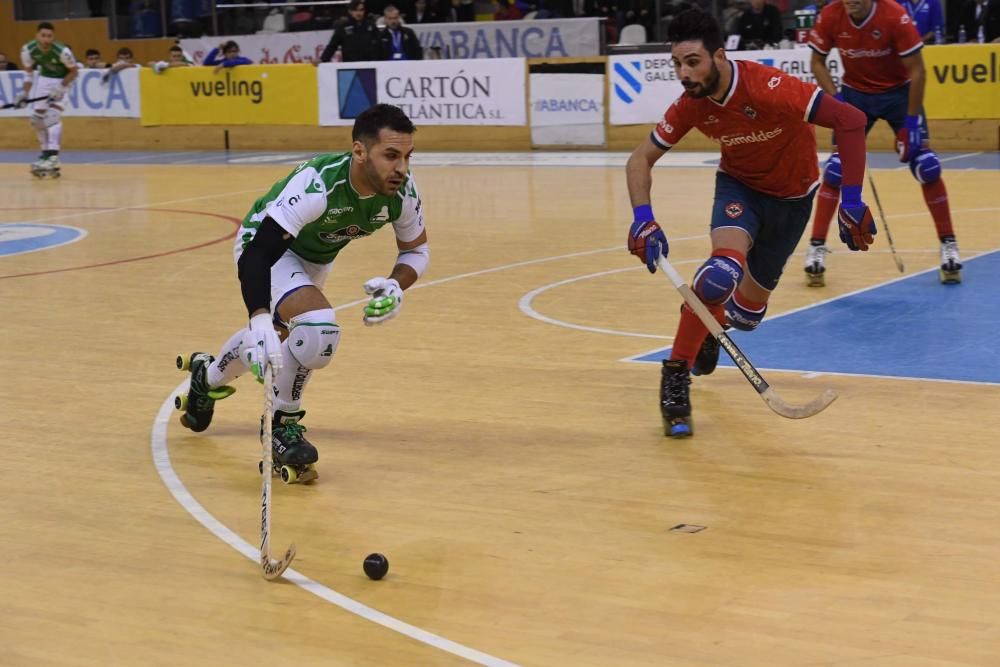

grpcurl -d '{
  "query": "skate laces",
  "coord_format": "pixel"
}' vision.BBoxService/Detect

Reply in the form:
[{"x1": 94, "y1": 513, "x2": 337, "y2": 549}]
[
  {"x1": 664, "y1": 368, "x2": 691, "y2": 402},
  {"x1": 807, "y1": 244, "x2": 830, "y2": 262},
  {"x1": 941, "y1": 239, "x2": 960, "y2": 265},
  {"x1": 278, "y1": 421, "x2": 307, "y2": 443}
]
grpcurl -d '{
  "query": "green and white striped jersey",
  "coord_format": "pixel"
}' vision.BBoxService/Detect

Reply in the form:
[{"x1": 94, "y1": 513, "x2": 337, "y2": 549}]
[
  {"x1": 20, "y1": 40, "x2": 77, "y2": 79},
  {"x1": 239, "y1": 152, "x2": 424, "y2": 265}
]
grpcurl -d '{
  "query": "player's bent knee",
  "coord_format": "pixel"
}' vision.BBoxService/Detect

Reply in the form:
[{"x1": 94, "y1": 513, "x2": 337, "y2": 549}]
[
  {"x1": 30, "y1": 114, "x2": 47, "y2": 132},
  {"x1": 43, "y1": 107, "x2": 62, "y2": 128},
  {"x1": 823, "y1": 153, "x2": 842, "y2": 189},
  {"x1": 725, "y1": 293, "x2": 768, "y2": 331},
  {"x1": 693, "y1": 253, "x2": 744, "y2": 305},
  {"x1": 909, "y1": 149, "x2": 941, "y2": 184},
  {"x1": 287, "y1": 308, "x2": 340, "y2": 370}
]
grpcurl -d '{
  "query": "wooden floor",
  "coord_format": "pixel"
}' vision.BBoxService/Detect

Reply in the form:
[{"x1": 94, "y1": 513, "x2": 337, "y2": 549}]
[{"x1": 2, "y1": 155, "x2": 1000, "y2": 666}]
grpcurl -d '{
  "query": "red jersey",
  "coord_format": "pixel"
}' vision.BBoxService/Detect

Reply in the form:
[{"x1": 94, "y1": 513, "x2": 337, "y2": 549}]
[
  {"x1": 652, "y1": 60, "x2": 821, "y2": 199},
  {"x1": 809, "y1": 0, "x2": 923, "y2": 93}
]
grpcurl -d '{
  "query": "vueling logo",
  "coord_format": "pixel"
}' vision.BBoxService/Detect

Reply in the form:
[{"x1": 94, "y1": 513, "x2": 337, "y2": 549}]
[{"x1": 932, "y1": 52, "x2": 999, "y2": 84}]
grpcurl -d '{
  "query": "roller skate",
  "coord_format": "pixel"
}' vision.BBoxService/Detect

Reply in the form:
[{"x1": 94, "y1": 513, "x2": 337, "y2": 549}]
[
  {"x1": 30, "y1": 155, "x2": 61, "y2": 179},
  {"x1": 691, "y1": 333, "x2": 720, "y2": 377},
  {"x1": 661, "y1": 359, "x2": 692, "y2": 438},
  {"x1": 939, "y1": 236, "x2": 962, "y2": 284},
  {"x1": 804, "y1": 241, "x2": 829, "y2": 287},
  {"x1": 260, "y1": 410, "x2": 319, "y2": 484},
  {"x1": 174, "y1": 352, "x2": 235, "y2": 432}
]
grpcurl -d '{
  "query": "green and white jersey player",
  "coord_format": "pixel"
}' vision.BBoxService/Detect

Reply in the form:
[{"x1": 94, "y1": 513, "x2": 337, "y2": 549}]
[
  {"x1": 17, "y1": 21, "x2": 80, "y2": 175},
  {"x1": 177, "y1": 104, "x2": 429, "y2": 479}
]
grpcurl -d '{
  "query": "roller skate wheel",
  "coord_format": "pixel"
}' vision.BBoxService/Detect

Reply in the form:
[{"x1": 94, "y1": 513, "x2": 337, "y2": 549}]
[
  {"x1": 939, "y1": 269, "x2": 961, "y2": 285},
  {"x1": 50, "y1": 171, "x2": 61, "y2": 179},
  {"x1": 176, "y1": 354, "x2": 190, "y2": 371},
  {"x1": 175, "y1": 395, "x2": 187, "y2": 410},
  {"x1": 280, "y1": 466, "x2": 298, "y2": 484},
  {"x1": 179, "y1": 413, "x2": 193, "y2": 429},
  {"x1": 806, "y1": 273, "x2": 825, "y2": 288}
]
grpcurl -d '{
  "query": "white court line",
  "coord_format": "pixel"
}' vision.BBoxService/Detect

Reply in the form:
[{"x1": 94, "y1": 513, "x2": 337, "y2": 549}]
[{"x1": 152, "y1": 387, "x2": 520, "y2": 667}]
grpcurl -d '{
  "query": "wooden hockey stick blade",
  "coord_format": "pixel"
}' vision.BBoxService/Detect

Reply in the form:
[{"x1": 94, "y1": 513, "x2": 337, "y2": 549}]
[
  {"x1": 656, "y1": 255, "x2": 837, "y2": 419},
  {"x1": 261, "y1": 543, "x2": 296, "y2": 581}
]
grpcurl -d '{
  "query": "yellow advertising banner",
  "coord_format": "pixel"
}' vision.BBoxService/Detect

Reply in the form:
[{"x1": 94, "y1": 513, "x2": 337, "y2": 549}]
[
  {"x1": 140, "y1": 65, "x2": 317, "y2": 125},
  {"x1": 924, "y1": 44, "x2": 1000, "y2": 119}
]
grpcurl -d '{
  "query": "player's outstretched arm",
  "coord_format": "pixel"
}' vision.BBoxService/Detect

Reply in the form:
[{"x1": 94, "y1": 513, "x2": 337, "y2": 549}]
[
  {"x1": 625, "y1": 139, "x2": 670, "y2": 273},
  {"x1": 363, "y1": 229, "x2": 429, "y2": 327},
  {"x1": 811, "y1": 93, "x2": 875, "y2": 251}
]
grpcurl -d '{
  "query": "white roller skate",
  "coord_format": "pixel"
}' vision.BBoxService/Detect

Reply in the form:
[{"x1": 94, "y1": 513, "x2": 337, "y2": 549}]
[
  {"x1": 30, "y1": 155, "x2": 60, "y2": 179},
  {"x1": 804, "y1": 242, "x2": 830, "y2": 287},
  {"x1": 939, "y1": 237, "x2": 962, "y2": 284}
]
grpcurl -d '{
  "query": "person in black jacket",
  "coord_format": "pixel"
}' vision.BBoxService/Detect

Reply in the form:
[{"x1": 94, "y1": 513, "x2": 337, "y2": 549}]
[
  {"x1": 320, "y1": 0, "x2": 382, "y2": 62},
  {"x1": 737, "y1": 0, "x2": 783, "y2": 49},
  {"x1": 954, "y1": 0, "x2": 1000, "y2": 41},
  {"x1": 379, "y1": 6, "x2": 424, "y2": 60}
]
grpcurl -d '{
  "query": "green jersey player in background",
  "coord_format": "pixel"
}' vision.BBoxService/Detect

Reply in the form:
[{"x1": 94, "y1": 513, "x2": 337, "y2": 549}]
[
  {"x1": 176, "y1": 104, "x2": 429, "y2": 483},
  {"x1": 15, "y1": 22, "x2": 80, "y2": 178}
]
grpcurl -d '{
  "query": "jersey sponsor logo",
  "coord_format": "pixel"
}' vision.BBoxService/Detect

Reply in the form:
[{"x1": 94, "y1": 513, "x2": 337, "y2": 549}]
[
  {"x1": 767, "y1": 76, "x2": 782, "y2": 89},
  {"x1": 288, "y1": 195, "x2": 301, "y2": 206},
  {"x1": 724, "y1": 202, "x2": 744, "y2": 219},
  {"x1": 329, "y1": 206, "x2": 354, "y2": 215},
  {"x1": 842, "y1": 47, "x2": 893, "y2": 58},
  {"x1": 871, "y1": 29, "x2": 882, "y2": 39},
  {"x1": 839, "y1": 31, "x2": 852, "y2": 38},
  {"x1": 704, "y1": 114, "x2": 719, "y2": 125},
  {"x1": 305, "y1": 177, "x2": 324, "y2": 194},
  {"x1": 658, "y1": 119, "x2": 674, "y2": 134},
  {"x1": 900, "y1": 14, "x2": 911, "y2": 24},
  {"x1": 717, "y1": 127, "x2": 783, "y2": 147},
  {"x1": 742, "y1": 104, "x2": 758, "y2": 119},
  {"x1": 318, "y1": 224, "x2": 371, "y2": 243},
  {"x1": 371, "y1": 205, "x2": 390, "y2": 222}
]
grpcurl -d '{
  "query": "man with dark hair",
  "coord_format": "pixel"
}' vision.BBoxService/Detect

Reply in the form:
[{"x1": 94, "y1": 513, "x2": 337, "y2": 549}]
[
  {"x1": 379, "y1": 5, "x2": 424, "y2": 59},
  {"x1": 83, "y1": 48, "x2": 106, "y2": 68},
  {"x1": 737, "y1": 0, "x2": 784, "y2": 48},
  {"x1": 176, "y1": 104, "x2": 429, "y2": 484},
  {"x1": 203, "y1": 40, "x2": 253, "y2": 68},
  {"x1": 625, "y1": 9, "x2": 872, "y2": 437},
  {"x1": 15, "y1": 22, "x2": 80, "y2": 178},
  {"x1": 321, "y1": 0, "x2": 382, "y2": 62}
]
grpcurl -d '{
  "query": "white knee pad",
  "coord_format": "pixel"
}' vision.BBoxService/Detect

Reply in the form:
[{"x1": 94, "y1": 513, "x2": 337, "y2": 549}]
[
  {"x1": 32, "y1": 107, "x2": 61, "y2": 130},
  {"x1": 286, "y1": 309, "x2": 339, "y2": 370}
]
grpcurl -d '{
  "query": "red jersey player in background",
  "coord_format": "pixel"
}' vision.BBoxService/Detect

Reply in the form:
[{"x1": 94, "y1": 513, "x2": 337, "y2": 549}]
[
  {"x1": 805, "y1": 0, "x2": 962, "y2": 286},
  {"x1": 625, "y1": 8, "x2": 872, "y2": 437}
]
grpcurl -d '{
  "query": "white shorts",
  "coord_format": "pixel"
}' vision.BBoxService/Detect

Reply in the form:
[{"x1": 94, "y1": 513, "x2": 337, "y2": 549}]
[
  {"x1": 31, "y1": 76, "x2": 64, "y2": 112},
  {"x1": 234, "y1": 236, "x2": 332, "y2": 323}
]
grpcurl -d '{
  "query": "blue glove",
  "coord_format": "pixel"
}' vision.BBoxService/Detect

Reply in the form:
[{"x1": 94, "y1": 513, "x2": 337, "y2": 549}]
[
  {"x1": 833, "y1": 91, "x2": 845, "y2": 102},
  {"x1": 628, "y1": 205, "x2": 668, "y2": 273},
  {"x1": 837, "y1": 186, "x2": 876, "y2": 251},
  {"x1": 896, "y1": 114, "x2": 922, "y2": 163}
]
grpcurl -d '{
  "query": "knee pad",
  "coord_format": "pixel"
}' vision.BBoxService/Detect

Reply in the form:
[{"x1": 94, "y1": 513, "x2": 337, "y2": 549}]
[
  {"x1": 725, "y1": 293, "x2": 768, "y2": 331},
  {"x1": 692, "y1": 252, "x2": 744, "y2": 305},
  {"x1": 31, "y1": 107, "x2": 61, "y2": 130},
  {"x1": 286, "y1": 309, "x2": 339, "y2": 370},
  {"x1": 909, "y1": 149, "x2": 941, "y2": 185},
  {"x1": 823, "y1": 153, "x2": 842, "y2": 189}
]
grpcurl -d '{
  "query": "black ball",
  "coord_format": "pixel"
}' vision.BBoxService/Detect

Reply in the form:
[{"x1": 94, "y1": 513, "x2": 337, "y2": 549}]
[{"x1": 363, "y1": 553, "x2": 389, "y2": 580}]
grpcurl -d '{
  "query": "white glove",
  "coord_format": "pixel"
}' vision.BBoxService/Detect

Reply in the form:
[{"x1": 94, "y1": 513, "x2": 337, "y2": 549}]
[
  {"x1": 13, "y1": 90, "x2": 28, "y2": 108},
  {"x1": 362, "y1": 277, "x2": 403, "y2": 326},
  {"x1": 48, "y1": 84, "x2": 66, "y2": 102},
  {"x1": 242, "y1": 313, "x2": 283, "y2": 382}
]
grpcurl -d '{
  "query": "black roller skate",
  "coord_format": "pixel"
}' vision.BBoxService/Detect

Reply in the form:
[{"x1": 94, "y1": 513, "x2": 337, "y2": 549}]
[
  {"x1": 661, "y1": 359, "x2": 693, "y2": 438},
  {"x1": 691, "y1": 333, "x2": 720, "y2": 377},
  {"x1": 260, "y1": 410, "x2": 319, "y2": 484},
  {"x1": 174, "y1": 352, "x2": 235, "y2": 432}
]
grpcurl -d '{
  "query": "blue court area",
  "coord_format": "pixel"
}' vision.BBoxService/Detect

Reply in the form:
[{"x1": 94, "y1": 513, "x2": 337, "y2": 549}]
[
  {"x1": 633, "y1": 250, "x2": 1000, "y2": 385},
  {"x1": 0, "y1": 150, "x2": 997, "y2": 170}
]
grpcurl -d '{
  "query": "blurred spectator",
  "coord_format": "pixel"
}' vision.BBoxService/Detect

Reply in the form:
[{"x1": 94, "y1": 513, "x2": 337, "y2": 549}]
[
  {"x1": 456, "y1": 0, "x2": 476, "y2": 20},
  {"x1": 102, "y1": 47, "x2": 139, "y2": 83},
  {"x1": 901, "y1": 0, "x2": 945, "y2": 42},
  {"x1": 411, "y1": 0, "x2": 441, "y2": 22},
  {"x1": 0, "y1": 52, "x2": 18, "y2": 71},
  {"x1": 955, "y1": 0, "x2": 1000, "y2": 41},
  {"x1": 204, "y1": 41, "x2": 254, "y2": 68},
  {"x1": 150, "y1": 44, "x2": 194, "y2": 72},
  {"x1": 88, "y1": 0, "x2": 106, "y2": 16},
  {"x1": 737, "y1": 0, "x2": 783, "y2": 48},
  {"x1": 379, "y1": 6, "x2": 424, "y2": 59},
  {"x1": 130, "y1": 0, "x2": 163, "y2": 37},
  {"x1": 84, "y1": 48, "x2": 107, "y2": 68},
  {"x1": 320, "y1": 0, "x2": 381, "y2": 62},
  {"x1": 494, "y1": 0, "x2": 524, "y2": 19},
  {"x1": 170, "y1": 0, "x2": 211, "y2": 37}
]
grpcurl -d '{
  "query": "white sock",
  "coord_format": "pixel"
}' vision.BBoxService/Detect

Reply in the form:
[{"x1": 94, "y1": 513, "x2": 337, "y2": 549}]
[
  {"x1": 47, "y1": 122, "x2": 62, "y2": 151},
  {"x1": 206, "y1": 328, "x2": 250, "y2": 388},
  {"x1": 273, "y1": 338, "x2": 313, "y2": 413}
]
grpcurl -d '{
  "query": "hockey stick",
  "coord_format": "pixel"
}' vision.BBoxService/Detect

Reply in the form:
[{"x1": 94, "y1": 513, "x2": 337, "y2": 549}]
[
  {"x1": 866, "y1": 170, "x2": 905, "y2": 273},
  {"x1": 656, "y1": 255, "x2": 837, "y2": 419},
  {"x1": 0, "y1": 96, "x2": 50, "y2": 109},
  {"x1": 260, "y1": 366, "x2": 296, "y2": 580}
]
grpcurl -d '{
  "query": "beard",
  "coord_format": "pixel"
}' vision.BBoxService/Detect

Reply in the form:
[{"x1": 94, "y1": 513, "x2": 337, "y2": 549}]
[
  {"x1": 363, "y1": 160, "x2": 402, "y2": 196},
  {"x1": 682, "y1": 61, "x2": 722, "y2": 99}
]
